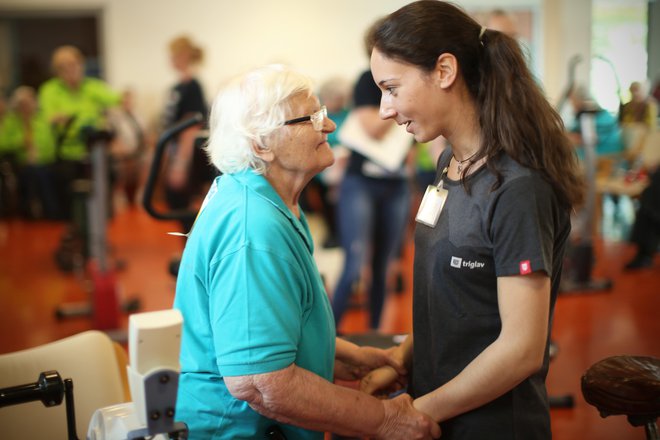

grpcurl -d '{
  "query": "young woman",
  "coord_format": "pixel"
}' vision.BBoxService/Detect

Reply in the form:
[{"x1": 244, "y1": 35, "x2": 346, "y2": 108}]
[{"x1": 361, "y1": 2, "x2": 584, "y2": 439}]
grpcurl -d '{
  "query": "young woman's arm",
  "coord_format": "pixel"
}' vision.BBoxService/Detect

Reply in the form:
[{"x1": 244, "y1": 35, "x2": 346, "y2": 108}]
[{"x1": 413, "y1": 272, "x2": 550, "y2": 422}]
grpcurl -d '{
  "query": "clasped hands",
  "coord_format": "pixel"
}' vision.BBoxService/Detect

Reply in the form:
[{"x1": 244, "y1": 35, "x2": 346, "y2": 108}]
[{"x1": 335, "y1": 343, "x2": 441, "y2": 439}]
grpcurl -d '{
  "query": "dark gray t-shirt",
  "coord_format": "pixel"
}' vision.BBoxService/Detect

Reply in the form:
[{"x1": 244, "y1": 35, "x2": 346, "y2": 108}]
[{"x1": 410, "y1": 150, "x2": 571, "y2": 439}]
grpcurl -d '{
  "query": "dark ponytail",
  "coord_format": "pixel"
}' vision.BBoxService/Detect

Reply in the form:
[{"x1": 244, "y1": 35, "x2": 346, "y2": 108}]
[
  {"x1": 367, "y1": 0, "x2": 584, "y2": 208},
  {"x1": 476, "y1": 28, "x2": 584, "y2": 207}
]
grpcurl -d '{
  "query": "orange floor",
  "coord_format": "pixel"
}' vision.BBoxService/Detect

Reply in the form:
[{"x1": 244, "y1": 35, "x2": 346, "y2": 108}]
[{"x1": 0, "y1": 204, "x2": 658, "y2": 439}]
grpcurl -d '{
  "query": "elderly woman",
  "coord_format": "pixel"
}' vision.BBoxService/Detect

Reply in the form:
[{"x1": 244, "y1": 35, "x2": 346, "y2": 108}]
[{"x1": 172, "y1": 65, "x2": 439, "y2": 440}]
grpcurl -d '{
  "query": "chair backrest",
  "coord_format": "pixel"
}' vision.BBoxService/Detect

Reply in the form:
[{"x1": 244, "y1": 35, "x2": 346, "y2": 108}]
[{"x1": 0, "y1": 330, "x2": 130, "y2": 439}]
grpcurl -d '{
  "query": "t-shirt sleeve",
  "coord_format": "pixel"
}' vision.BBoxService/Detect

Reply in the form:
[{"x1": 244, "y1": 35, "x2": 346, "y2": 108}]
[
  {"x1": 208, "y1": 245, "x2": 304, "y2": 377},
  {"x1": 91, "y1": 79, "x2": 121, "y2": 107},
  {"x1": 490, "y1": 175, "x2": 556, "y2": 277}
]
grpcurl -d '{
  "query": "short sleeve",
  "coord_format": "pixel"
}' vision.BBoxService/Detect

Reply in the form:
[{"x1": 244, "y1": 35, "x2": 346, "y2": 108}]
[
  {"x1": 208, "y1": 245, "x2": 305, "y2": 377},
  {"x1": 91, "y1": 79, "x2": 121, "y2": 107},
  {"x1": 490, "y1": 176, "x2": 556, "y2": 277}
]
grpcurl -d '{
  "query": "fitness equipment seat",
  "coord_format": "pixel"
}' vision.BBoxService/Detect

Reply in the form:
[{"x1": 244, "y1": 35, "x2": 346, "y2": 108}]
[{"x1": 582, "y1": 355, "x2": 660, "y2": 439}]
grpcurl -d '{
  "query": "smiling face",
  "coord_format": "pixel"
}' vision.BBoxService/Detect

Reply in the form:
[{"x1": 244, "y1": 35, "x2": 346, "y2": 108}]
[
  {"x1": 264, "y1": 93, "x2": 336, "y2": 181},
  {"x1": 370, "y1": 48, "x2": 450, "y2": 143}
]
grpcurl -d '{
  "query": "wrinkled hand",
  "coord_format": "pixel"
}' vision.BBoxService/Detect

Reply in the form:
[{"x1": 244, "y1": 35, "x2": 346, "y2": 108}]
[
  {"x1": 334, "y1": 346, "x2": 405, "y2": 382},
  {"x1": 376, "y1": 393, "x2": 441, "y2": 439},
  {"x1": 360, "y1": 365, "x2": 407, "y2": 397}
]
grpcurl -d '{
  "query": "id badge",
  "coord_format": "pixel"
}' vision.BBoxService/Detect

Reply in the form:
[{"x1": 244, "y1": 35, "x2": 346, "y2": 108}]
[{"x1": 416, "y1": 185, "x2": 448, "y2": 227}]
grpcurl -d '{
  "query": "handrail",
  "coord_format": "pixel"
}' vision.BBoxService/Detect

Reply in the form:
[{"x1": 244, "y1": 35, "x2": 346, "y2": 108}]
[{"x1": 142, "y1": 113, "x2": 204, "y2": 222}]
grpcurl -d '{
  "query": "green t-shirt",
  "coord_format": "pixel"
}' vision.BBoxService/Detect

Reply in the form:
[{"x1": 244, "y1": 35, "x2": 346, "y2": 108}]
[
  {"x1": 0, "y1": 111, "x2": 56, "y2": 164},
  {"x1": 38, "y1": 77, "x2": 120, "y2": 160},
  {"x1": 174, "y1": 170, "x2": 335, "y2": 439}
]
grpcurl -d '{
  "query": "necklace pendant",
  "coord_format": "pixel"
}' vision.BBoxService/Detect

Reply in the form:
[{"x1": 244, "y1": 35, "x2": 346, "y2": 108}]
[{"x1": 457, "y1": 163, "x2": 463, "y2": 173}]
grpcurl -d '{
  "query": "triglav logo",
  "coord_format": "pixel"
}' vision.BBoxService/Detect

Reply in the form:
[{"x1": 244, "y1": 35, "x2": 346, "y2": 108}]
[{"x1": 451, "y1": 256, "x2": 485, "y2": 269}]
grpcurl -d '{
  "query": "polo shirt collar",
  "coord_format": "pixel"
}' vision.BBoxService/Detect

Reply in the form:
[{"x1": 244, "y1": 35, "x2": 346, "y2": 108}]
[{"x1": 230, "y1": 169, "x2": 314, "y2": 252}]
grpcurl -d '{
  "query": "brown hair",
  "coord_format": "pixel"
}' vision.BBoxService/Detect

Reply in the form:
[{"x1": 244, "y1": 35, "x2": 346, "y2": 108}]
[
  {"x1": 169, "y1": 35, "x2": 204, "y2": 64},
  {"x1": 367, "y1": 0, "x2": 584, "y2": 208}
]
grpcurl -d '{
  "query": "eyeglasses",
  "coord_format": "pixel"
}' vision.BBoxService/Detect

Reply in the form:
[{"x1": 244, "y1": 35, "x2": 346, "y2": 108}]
[{"x1": 284, "y1": 106, "x2": 327, "y2": 131}]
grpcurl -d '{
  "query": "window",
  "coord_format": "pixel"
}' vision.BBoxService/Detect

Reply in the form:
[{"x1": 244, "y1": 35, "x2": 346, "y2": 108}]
[{"x1": 591, "y1": 0, "x2": 648, "y2": 113}]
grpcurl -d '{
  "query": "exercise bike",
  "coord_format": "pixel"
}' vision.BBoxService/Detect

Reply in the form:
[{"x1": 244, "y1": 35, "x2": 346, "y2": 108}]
[{"x1": 54, "y1": 127, "x2": 140, "y2": 335}]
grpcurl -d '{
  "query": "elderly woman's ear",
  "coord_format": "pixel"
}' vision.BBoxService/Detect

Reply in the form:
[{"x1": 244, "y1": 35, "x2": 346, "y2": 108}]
[{"x1": 251, "y1": 141, "x2": 275, "y2": 163}]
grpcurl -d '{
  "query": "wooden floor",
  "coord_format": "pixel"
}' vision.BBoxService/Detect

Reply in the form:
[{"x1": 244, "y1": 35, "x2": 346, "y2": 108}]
[{"x1": 0, "y1": 203, "x2": 658, "y2": 439}]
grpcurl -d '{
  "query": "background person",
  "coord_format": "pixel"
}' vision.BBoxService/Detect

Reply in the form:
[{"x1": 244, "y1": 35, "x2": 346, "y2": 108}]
[
  {"x1": 173, "y1": 64, "x2": 439, "y2": 440},
  {"x1": 331, "y1": 67, "x2": 413, "y2": 331},
  {"x1": 620, "y1": 81, "x2": 658, "y2": 130},
  {"x1": 314, "y1": 76, "x2": 352, "y2": 249},
  {"x1": 107, "y1": 88, "x2": 149, "y2": 209},
  {"x1": 3, "y1": 86, "x2": 59, "y2": 219},
  {"x1": 161, "y1": 35, "x2": 211, "y2": 234},
  {"x1": 361, "y1": 2, "x2": 584, "y2": 439},
  {"x1": 485, "y1": 8, "x2": 518, "y2": 38},
  {"x1": 38, "y1": 45, "x2": 120, "y2": 219},
  {"x1": 567, "y1": 84, "x2": 624, "y2": 160},
  {"x1": 624, "y1": 167, "x2": 660, "y2": 270}
]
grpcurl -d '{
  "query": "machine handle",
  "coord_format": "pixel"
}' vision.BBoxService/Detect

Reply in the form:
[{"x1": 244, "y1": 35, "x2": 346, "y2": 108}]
[
  {"x1": 142, "y1": 113, "x2": 205, "y2": 222},
  {"x1": 0, "y1": 371, "x2": 80, "y2": 440},
  {"x1": 0, "y1": 370, "x2": 64, "y2": 408}
]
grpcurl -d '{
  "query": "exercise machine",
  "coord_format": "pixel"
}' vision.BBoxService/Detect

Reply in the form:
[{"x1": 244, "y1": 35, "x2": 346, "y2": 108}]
[
  {"x1": 560, "y1": 110, "x2": 613, "y2": 292},
  {"x1": 54, "y1": 128, "x2": 139, "y2": 334},
  {"x1": 0, "y1": 371, "x2": 78, "y2": 440},
  {"x1": 87, "y1": 309, "x2": 187, "y2": 440},
  {"x1": 142, "y1": 113, "x2": 205, "y2": 225},
  {"x1": 556, "y1": 55, "x2": 613, "y2": 293},
  {"x1": 142, "y1": 113, "x2": 209, "y2": 277},
  {"x1": 0, "y1": 310, "x2": 188, "y2": 440}
]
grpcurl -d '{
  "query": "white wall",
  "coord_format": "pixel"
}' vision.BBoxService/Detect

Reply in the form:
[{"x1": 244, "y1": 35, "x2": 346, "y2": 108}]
[
  {"x1": 0, "y1": 0, "x2": 591, "y2": 126},
  {"x1": 103, "y1": 0, "x2": 416, "y2": 123}
]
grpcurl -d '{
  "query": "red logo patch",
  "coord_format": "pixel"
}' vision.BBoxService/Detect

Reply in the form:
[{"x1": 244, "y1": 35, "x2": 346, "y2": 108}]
[{"x1": 519, "y1": 260, "x2": 532, "y2": 275}]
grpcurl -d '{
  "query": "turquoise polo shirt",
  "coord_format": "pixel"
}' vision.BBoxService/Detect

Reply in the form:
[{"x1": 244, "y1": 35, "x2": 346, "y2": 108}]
[{"x1": 174, "y1": 169, "x2": 335, "y2": 440}]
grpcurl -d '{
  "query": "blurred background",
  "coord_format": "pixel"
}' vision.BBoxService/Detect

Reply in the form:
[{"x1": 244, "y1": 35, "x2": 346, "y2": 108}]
[{"x1": 0, "y1": 1, "x2": 658, "y2": 439}]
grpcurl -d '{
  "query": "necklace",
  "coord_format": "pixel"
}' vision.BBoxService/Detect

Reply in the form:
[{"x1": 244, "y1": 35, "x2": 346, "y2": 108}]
[{"x1": 453, "y1": 151, "x2": 479, "y2": 173}]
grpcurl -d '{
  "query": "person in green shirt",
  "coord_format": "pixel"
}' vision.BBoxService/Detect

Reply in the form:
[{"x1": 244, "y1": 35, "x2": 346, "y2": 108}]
[
  {"x1": 0, "y1": 93, "x2": 21, "y2": 217},
  {"x1": 39, "y1": 45, "x2": 120, "y2": 161},
  {"x1": 4, "y1": 86, "x2": 59, "y2": 219},
  {"x1": 38, "y1": 45, "x2": 120, "y2": 219}
]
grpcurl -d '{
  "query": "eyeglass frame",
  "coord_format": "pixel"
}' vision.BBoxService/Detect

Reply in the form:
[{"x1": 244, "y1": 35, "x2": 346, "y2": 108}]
[{"x1": 283, "y1": 106, "x2": 327, "y2": 131}]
